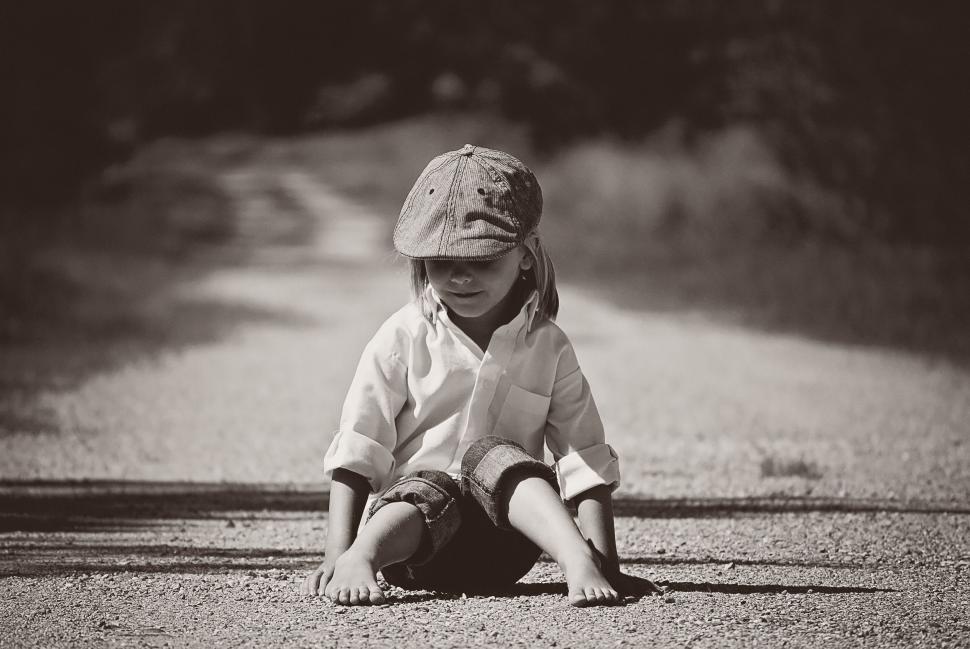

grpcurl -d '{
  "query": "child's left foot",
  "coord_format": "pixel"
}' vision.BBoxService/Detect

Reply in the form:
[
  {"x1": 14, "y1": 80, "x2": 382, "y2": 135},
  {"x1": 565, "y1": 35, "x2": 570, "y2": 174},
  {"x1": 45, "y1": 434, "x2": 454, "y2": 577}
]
[
  {"x1": 324, "y1": 550, "x2": 386, "y2": 606},
  {"x1": 560, "y1": 550, "x2": 620, "y2": 607}
]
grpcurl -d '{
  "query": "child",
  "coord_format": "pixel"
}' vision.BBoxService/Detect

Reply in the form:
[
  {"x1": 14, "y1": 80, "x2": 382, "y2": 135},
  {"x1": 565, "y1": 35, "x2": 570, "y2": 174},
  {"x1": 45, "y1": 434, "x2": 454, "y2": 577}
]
[{"x1": 301, "y1": 144, "x2": 651, "y2": 607}]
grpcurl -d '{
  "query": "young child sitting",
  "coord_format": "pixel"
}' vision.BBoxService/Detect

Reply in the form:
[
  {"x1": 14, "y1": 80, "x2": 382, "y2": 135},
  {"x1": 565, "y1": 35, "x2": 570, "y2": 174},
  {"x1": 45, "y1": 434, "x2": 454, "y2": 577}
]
[{"x1": 301, "y1": 144, "x2": 652, "y2": 606}]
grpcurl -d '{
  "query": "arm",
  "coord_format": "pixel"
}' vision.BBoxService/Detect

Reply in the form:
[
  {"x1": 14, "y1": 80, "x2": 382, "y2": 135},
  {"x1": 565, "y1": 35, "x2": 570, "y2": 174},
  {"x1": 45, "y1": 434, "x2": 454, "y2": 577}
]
[
  {"x1": 574, "y1": 485, "x2": 662, "y2": 596},
  {"x1": 574, "y1": 484, "x2": 619, "y2": 575},
  {"x1": 303, "y1": 320, "x2": 408, "y2": 595},
  {"x1": 300, "y1": 468, "x2": 370, "y2": 596}
]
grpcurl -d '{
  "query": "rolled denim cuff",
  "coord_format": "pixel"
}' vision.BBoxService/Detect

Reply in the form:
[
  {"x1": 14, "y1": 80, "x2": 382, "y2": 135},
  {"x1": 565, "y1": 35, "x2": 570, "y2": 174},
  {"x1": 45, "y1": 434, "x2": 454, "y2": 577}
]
[
  {"x1": 462, "y1": 437, "x2": 557, "y2": 530},
  {"x1": 369, "y1": 471, "x2": 461, "y2": 565},
  {"x1": 323, "y1": 429, "x2": 396, "y2": 493},
  {"x1": 554, "y1": 443, "x2": 621, "y2": 501}
]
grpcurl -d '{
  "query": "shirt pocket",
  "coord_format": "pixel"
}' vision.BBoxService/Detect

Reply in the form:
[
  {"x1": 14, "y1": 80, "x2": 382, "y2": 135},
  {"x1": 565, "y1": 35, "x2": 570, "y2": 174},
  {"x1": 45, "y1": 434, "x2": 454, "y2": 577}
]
[{"x1": 494, "y1": 384, "x2": 552, "y2": 447}]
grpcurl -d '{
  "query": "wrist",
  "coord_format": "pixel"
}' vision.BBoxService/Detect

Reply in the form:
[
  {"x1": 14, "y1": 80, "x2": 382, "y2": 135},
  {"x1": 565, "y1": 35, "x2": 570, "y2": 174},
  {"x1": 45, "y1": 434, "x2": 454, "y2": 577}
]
[{"x1": 324, "y1": 539, "x2": 352, "y2": 561}]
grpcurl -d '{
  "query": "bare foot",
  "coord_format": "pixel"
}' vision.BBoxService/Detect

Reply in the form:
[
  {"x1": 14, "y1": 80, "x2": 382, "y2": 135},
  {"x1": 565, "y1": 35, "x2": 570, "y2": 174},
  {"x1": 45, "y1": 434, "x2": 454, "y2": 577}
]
[
  {"x1": 560, "y1": 550, "x2": 620, "y2": 607},
  {"x1": 323, "y1": 550, "x2": 386, "y2": 606}
]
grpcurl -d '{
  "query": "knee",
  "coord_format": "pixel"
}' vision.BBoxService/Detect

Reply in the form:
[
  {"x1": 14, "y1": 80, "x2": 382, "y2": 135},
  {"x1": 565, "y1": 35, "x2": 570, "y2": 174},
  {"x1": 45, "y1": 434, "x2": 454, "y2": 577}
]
[
  {"x1": 461, "y1": 436, "x2": 526, "y2": 473},
  {"x1": 407, "y1": 469, "x2": 461, "y2": 495},
  {"x1": 373, "y1": 470, "x2": 461, "y2": 515},
  {"x1": 370, "y1": 470, "x2": 462, "y2": 562},
  {"x1": 460, "y1": 437, "x2": 557, "y2": 529}
]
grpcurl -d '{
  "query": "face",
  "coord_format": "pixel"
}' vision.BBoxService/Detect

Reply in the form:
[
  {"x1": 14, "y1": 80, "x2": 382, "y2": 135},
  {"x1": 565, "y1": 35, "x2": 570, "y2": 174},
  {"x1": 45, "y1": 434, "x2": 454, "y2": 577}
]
[{"x1": 425, "y1": 247, "x2": 533, "y2": 320}]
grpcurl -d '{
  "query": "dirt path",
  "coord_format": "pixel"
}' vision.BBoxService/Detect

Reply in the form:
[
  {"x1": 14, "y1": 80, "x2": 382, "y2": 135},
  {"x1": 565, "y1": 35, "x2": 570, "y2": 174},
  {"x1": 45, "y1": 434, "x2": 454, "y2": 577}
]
[{"x1": 2, "y1": 150, "x2": 969, "y2": 647}]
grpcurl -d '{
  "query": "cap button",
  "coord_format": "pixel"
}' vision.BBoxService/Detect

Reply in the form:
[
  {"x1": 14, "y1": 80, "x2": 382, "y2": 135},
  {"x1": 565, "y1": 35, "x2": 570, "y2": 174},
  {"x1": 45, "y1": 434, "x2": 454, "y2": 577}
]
[{"x1": 460, "y1": 144, "x2": 475, "y2": 156}]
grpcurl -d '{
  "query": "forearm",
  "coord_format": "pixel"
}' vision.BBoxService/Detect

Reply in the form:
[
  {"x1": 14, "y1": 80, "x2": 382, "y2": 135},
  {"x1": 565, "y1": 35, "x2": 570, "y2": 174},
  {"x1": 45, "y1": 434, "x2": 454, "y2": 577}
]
[
  {"x1": 324, "y1": 468, "x2": 371, "y2": 559},
  {"x1": 573, "y1": 484, "x2": 619, "y2": 573}
]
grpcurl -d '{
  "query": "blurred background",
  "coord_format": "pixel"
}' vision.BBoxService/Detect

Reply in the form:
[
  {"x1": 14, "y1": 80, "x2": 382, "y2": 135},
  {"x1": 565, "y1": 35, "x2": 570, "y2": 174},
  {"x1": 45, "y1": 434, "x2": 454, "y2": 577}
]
[{"x1": 2, "y1": 0, "x2": 969, "y2": 361}]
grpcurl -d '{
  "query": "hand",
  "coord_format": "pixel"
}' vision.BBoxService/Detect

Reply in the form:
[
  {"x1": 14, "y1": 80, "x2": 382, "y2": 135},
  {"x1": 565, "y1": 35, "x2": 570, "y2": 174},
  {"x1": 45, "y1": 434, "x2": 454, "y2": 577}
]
[{"x1": 300, "y1": 557, "x2": 337, "y2": 596}]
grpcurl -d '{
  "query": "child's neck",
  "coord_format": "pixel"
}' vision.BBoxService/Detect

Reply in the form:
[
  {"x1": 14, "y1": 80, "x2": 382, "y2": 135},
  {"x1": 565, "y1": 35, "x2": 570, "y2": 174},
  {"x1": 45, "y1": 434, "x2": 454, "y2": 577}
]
[{"x1": 447, "y1": 283, "x2": 525, "y2": 351}]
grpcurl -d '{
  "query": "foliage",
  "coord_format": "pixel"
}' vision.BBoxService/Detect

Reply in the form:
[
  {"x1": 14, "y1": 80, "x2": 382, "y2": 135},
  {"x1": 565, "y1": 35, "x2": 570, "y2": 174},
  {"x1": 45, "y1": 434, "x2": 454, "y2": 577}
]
[{"x1": 1, "y1": 1, "x2": 967, "y2": 244}]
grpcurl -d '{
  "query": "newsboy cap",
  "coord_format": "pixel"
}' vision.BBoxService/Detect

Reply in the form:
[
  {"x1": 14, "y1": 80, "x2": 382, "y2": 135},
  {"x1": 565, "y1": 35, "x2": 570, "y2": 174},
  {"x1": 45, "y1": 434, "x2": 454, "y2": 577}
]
[{"x1": 393, "y1": 144, "x2": 542, "y2": 260}]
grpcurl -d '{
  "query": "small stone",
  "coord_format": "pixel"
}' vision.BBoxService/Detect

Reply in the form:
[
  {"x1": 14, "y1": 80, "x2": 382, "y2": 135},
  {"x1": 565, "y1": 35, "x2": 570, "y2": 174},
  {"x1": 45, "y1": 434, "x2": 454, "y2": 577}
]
[
  {"x1": 656, "y1": 548, "x2": 666, "y2": 555},
  {"x1": 664, "y1": 596, "x2": 675, "y2": 604}
]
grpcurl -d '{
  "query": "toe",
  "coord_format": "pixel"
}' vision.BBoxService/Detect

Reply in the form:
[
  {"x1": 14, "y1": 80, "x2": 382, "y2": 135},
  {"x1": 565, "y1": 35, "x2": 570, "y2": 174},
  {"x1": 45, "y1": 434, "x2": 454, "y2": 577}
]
[
  {"x1": 368, "y1": 586, "x2": 386, "y2": 605},
  {"x1": 357, "y1": 586, "x2": 372, "y2": 604},
  {"x1": 337, "y1": 588, "x2": 351, "y2": 606},
  {"x1": 568, "y1": 590, "x2": 589, "y2": 607}
]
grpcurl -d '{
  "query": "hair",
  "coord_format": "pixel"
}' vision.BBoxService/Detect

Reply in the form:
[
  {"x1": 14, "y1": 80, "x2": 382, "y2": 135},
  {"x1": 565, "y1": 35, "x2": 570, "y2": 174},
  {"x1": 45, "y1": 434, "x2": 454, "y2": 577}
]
[{"x1": 409, "y1": 231, "x2": 559, "y2": 327}]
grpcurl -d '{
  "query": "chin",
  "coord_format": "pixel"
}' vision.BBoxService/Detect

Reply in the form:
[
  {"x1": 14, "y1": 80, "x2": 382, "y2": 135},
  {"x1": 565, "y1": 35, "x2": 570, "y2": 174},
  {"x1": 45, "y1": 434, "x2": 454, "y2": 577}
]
[{"x1": 444, "y1": 302, "x2": 490, "y2": 318}]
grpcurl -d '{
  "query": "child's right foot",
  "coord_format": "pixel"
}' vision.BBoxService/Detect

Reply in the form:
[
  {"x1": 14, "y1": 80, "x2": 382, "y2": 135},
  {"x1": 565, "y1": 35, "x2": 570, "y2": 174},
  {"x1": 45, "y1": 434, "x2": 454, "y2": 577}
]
[
  {"x1": 560, "y1": 550, "x2": 620, "y2": 607},
  {"x1": 325, "y1": 550, "x2": 386, "y2": 605}
]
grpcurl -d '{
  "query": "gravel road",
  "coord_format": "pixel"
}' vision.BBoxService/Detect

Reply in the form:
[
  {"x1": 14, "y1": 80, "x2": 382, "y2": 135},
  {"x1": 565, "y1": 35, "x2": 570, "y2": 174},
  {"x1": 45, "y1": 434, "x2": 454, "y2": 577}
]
[{"x1": 2, "y1": 145, "x2": 968, "y2": 648}]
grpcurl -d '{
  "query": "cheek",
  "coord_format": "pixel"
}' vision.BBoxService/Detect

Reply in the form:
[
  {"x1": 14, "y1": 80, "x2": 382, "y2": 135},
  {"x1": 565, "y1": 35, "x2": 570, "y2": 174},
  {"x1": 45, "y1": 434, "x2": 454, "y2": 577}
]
[
  {"x1": 486, "y1": 267, "x2": 520, "y2": 292},
  {"x1": 425, "y1": 265, "x2": 447, "y2": 285}
]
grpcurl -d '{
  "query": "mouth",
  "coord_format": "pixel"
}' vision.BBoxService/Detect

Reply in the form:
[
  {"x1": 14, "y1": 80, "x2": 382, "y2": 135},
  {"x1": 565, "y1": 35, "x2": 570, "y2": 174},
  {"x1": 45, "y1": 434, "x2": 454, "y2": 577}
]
[{"x1": 448, "y1": 290, "x2": 483, "y2": 299}]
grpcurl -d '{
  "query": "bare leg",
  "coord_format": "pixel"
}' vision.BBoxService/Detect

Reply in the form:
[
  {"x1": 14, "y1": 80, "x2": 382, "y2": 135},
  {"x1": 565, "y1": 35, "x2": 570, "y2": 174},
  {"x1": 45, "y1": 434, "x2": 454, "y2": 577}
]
[
  {"x1": 505, "y1": 476, "x2": 619, "y2": 606},
  {"x1": 325, "y1": 502, "x2": 424, "y2": 606}
]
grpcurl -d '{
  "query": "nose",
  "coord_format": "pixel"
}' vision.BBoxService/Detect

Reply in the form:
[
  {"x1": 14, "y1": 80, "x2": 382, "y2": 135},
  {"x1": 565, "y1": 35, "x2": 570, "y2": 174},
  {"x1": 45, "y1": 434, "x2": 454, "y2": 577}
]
[{"x1": 449, "y1": 262, "x2": 473, "y2": 285}]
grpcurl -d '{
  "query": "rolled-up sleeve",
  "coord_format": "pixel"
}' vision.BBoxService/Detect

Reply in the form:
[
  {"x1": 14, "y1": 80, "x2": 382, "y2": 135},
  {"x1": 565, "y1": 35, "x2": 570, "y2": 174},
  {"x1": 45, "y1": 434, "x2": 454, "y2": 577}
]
[
  {"x1": 324, "y1": 329, "x2": 407, "y2": 493},
  {"x1": 544, "y1": 342, "x2": 620, "y2": 500},
  {"x1": 553, "y1": 442, "x2": 620, "y2": 500}
]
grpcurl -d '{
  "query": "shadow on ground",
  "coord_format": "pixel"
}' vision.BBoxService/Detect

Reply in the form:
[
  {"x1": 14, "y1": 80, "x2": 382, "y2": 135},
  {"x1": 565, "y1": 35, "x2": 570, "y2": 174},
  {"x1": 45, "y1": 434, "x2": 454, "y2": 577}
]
[
  {"x1": 3, "y1": 481, "x2": 966, "y2": 530},
  {"x1": 0, "y1": 480, "x2": 927, "y2": 603}
]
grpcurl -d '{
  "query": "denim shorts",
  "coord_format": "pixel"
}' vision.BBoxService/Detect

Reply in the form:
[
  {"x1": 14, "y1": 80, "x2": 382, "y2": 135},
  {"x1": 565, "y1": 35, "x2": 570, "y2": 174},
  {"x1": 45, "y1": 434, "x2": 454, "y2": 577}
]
[{"x1": 368, "y1": 436, "x2": 557, "y2": 593}]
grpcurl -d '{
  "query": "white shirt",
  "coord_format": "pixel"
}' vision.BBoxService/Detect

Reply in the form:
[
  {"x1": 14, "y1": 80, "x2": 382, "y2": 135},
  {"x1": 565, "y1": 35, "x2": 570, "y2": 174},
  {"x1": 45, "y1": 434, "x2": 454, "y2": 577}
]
[{"x1": 323, "y1": 288, "x2": 620, "y2": 502}]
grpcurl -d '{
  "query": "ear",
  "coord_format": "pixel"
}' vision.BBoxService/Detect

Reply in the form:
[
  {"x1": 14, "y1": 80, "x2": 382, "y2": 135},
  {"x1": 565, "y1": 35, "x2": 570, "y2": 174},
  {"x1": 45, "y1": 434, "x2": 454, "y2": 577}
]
[{"x1": 519, "y1": 252, "x2": 534, "y2": 271}]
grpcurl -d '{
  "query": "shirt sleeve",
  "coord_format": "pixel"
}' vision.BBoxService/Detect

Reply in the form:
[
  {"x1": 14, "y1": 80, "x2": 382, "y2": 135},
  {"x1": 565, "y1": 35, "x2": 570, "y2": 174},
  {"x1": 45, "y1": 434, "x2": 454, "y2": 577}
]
[
  {"x1": 323, "y1": 325, "x2": 408, "y2": 493},
  {"x1": 544, "y1": 341, "x2": 620, "y2": 501}
]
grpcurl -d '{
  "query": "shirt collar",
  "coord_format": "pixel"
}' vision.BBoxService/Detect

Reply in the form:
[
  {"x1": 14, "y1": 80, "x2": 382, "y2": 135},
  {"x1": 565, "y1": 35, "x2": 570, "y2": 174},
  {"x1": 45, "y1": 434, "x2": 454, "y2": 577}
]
[{"x1": 426, "y1": 284, "x2": 540, "y2": 334}]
